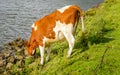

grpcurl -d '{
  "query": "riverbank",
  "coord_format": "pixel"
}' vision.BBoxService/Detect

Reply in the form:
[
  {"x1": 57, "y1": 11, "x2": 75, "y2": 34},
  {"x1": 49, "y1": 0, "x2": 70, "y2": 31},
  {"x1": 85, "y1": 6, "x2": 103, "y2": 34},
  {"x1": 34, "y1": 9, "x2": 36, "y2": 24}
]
[{"x1": 1, "y1": 0, "x2": 120, "y2": 74}]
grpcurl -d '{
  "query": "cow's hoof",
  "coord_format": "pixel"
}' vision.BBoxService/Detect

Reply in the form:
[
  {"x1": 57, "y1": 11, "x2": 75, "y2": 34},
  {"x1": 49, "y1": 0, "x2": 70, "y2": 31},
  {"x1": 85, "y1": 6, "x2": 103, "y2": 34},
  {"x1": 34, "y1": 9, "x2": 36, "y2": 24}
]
[{"x1": 40, "y1": 61, "x2": 44, "y2": 65}]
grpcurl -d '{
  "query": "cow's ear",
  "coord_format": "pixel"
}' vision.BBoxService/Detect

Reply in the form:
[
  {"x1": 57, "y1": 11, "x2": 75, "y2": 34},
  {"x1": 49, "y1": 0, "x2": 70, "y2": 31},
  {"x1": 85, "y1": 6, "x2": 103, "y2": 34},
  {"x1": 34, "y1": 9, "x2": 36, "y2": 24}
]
[{"x1": 25, "y1": 40, "x2": 30, "y2": 47}]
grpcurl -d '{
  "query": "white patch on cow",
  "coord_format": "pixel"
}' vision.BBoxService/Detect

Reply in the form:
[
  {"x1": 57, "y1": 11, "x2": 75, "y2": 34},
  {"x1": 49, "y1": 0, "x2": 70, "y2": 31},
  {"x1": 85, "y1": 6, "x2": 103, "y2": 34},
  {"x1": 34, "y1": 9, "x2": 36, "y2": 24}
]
[
  {"x1": 54, "y1": 20, "x2": 73, "y2": 41},
  {"x1": 31, "y1": 24, "x2": 37, "y2": 31},
  {"x1": 42, "y1": 20, "x2": 74, "y2": 43},
  {"x1": 57, "y1": 5, "x2": 72, "y2": 13}
]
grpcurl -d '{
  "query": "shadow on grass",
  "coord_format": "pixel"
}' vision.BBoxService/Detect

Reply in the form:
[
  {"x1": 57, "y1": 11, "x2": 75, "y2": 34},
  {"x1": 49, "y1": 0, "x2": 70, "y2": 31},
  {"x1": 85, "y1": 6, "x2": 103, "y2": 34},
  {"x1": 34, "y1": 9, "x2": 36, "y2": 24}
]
[
  {"x1": 74, "y1": 34, "x2": 89, "y2": 53},
  {"x1": 88, "y1": 28, "x2": 115, "y2": 45},
  {"x1": 74, "y1": 28, "x2": 115, "y2": 53}
]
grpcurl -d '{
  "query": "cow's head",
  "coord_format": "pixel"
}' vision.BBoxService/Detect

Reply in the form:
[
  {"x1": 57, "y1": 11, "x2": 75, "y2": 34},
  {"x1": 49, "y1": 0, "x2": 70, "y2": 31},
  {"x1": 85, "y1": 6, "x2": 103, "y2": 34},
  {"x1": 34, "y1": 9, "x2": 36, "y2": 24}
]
[{"x1": 25, "y1": 41, "x2": 36, "y2": 56}]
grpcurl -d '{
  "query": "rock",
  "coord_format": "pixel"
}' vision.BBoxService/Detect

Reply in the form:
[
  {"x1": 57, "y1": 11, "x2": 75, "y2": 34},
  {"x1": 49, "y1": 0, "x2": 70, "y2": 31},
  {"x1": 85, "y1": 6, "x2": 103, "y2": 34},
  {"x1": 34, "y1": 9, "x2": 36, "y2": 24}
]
[
  {"x1": 0, "y1": 57, "x2": 2, "y2": 60},
  {"x1": 17, "y1": 42, "x2": 23, "y2": 48},
  {"x1": 0, "y1": 54, "x2": 4, "y2": 60},
  {"x1": 0, "y1": 45, "x2": 4, "y2": 52},
  {"x1": 17, "y1": 48, "x2": 23, "y2": 52},
  {"x1": 3, "y1": 70, "x2": 11, "y2": 75},
  {"x1": 4, "y1": 51, "x2": 10, "y2": 58},
  {"x1": 11, "y1": 41, "x2": 16, "y2": 46},
  {"x1": 0, "y1": 37, "x2": 27, "y2": 73},
  {"x1": 15, "y1": 38, "x2": 21, "y2": 42},
  {"x1": 8, "y1": 56, "x2": 15, "y2": 63},
  {"x1": 17, "y1": 68, "x2": 22, "y2": 71},
  {"x1": 0, "y1": 60, "x2": 7, "y2": 67},
  {"x1": 15, "y1": 55, "x2": 24, "y2": 60},
  {"x1": 0, "y1": 60, "x2": 4, "y2": 67},
  {"x1": 3, "y1": 60, "x2": 7, "y2": 66},
  {"x1": 14, "y1": 46, "x2": 22, "y2": 52},
  {"x1": 6, "y1": 63, "x2": 13, "y2": 70},
  {"x1": 14, "y1": 38, "x2": 24, "y2": 47},
  {"x1": 8, "y1": 42, "x2": 12, "y2": 46},
  {"x1": 0, "y1": 67, "x2": 5, "y2": 74},
  {"x1": 16, "y1": 60, "x2": 25, "y2": 68}
]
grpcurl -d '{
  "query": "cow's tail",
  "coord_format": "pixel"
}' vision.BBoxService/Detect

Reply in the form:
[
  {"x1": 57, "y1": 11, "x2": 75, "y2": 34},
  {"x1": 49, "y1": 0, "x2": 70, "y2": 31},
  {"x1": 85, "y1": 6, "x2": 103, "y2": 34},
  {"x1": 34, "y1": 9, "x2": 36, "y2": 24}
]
[{"x1": 72, "y1": 5, "x2": 85, "y2": 34}]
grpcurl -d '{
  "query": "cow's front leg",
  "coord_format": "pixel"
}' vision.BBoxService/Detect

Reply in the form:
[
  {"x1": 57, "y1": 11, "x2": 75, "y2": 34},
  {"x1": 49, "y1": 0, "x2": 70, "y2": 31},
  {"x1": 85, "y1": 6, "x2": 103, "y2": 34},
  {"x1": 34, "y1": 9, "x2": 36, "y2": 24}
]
[{"x1": 39, "y1": 46, "x2": 45, "y2": 65}]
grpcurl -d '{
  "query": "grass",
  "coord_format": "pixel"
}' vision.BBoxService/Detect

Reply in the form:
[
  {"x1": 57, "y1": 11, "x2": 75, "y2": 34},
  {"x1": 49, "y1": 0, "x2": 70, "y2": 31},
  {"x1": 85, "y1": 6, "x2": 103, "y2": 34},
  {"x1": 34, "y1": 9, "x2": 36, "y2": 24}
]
[{"x1": 10, "y1": 0, "x2": 120, "y2": 74}]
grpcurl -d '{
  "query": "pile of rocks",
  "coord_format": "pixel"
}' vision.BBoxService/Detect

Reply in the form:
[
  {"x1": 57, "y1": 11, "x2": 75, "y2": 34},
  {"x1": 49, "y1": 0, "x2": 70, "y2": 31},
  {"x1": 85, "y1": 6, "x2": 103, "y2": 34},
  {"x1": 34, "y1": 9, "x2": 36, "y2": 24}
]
[{"x1": 0, "y1": 38, "x2": 26, "y2": 74}]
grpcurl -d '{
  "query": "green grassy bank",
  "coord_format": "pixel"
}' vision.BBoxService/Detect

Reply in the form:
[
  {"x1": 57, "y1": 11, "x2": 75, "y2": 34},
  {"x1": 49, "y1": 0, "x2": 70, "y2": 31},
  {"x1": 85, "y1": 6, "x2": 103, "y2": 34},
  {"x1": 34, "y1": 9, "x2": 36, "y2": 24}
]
[{"x1": 10, "y1": 0, "x2": 120, "y2": 75}]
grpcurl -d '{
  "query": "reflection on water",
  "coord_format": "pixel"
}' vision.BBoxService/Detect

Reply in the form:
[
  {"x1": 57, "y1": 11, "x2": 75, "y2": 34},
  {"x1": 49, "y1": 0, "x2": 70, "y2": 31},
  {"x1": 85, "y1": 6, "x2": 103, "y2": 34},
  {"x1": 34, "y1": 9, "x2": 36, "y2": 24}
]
[{"x1": 0, "y1": 0, "x2": 103, "y2": 44}]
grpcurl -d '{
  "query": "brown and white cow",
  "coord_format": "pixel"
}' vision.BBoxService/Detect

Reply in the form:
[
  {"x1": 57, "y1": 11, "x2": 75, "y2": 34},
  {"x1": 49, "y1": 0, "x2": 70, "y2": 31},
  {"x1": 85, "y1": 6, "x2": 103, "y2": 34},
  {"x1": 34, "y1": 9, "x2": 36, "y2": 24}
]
[{"x1": 25, "y1": 5, "x2": 85, "y2": 65}]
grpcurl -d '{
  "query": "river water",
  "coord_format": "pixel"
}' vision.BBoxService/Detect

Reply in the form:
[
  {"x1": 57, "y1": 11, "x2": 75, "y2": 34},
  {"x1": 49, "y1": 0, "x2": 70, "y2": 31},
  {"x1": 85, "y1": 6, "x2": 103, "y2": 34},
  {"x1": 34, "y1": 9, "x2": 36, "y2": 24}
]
[{"x1": 0, "y1": 0, "x2": 103, "y2": 45}]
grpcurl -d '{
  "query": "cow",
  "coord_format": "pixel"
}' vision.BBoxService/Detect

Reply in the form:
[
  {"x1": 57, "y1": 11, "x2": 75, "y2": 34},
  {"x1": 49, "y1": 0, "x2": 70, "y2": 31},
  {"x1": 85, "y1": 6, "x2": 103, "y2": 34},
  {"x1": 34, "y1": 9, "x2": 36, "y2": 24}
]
[{"x1": 25, "y1": 5, "x2": 85, "y2": 65}]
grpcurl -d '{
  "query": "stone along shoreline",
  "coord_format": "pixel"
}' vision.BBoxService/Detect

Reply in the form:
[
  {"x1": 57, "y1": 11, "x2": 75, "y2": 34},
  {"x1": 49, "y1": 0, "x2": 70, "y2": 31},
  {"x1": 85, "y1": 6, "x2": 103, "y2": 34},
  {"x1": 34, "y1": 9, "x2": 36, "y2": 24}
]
[{"x1": 0, "y1": 38, "x2": 29, "y2": 74}]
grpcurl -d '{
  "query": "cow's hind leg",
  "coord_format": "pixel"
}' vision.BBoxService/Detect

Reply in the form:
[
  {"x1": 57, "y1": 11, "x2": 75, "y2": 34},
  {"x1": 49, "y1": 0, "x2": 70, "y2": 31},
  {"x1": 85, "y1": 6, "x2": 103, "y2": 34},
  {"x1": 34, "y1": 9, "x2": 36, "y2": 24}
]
[
  {"x1": 46, "y1": 45, "x2": 52, "y2": 62},
  {"x1": 39, "y1": 46, "x2": 45, "y2": 65},
  {"x1": 63, "y1": 32, "x2": 75, "y2": 58}
]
